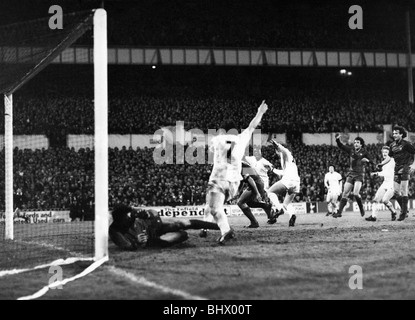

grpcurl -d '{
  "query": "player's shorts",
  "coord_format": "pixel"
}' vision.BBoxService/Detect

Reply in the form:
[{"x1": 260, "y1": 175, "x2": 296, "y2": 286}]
[
  {"x1": 345, "y1": 172, "x2": 363, "y2": 184},
  {"x1": 375, "y1": 181, "x2": 395, "y2": 202},
  {"x1": 246, "y1": 178, "x2": 266, "y2": 199},
  {"x1": 280, "y1": 178, "x2": 300, "y2": 194},
  {"x1": 394, "y1": 165, "x2": 410, "y2": 183},
  {"x1": 207, "y1": 180, "x2": 240, "y2": 202},
  {"x1": 326, "y1": 190, "x2": 340, "y2": 202},
  {"x1": 379, "y1": 181, "x2": 394, "y2": 192}
]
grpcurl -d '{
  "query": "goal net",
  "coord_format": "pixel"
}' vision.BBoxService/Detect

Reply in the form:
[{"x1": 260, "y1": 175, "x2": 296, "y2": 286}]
[{"x1": 0, "y1": 9, "x2": 108, "y2": 284}]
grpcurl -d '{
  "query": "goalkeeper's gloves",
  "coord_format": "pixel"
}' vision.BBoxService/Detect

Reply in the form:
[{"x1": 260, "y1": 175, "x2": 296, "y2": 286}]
[{"x1": 132, "y1": 208, "x2": 151, "y2": 220}]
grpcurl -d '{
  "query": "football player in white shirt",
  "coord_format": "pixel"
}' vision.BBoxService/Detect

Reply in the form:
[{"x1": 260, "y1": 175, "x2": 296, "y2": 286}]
[
  {"x1": 244, "y1": 147, "x2": 274, "y2": 190},
  {"x1": 266, "y1": 140, "x2": 301, "y2": 227},
  {"x1": 324, "y1": 165, "x2": 343, "y2": 217},
  {"x1": 201, "y1": 100, "x2": 268, "y2": 244},
  {"x1": 366, "y1": 146, "x2": 397, "y2": 222}
]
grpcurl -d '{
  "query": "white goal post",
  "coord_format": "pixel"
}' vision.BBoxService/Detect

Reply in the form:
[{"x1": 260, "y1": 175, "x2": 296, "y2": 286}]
[
  {"x1": 93, "y1": 8, "x2": 109, "y2": 261},
  {"x1": 3, "y1": 8, "x2": 109, "y2": 264}
]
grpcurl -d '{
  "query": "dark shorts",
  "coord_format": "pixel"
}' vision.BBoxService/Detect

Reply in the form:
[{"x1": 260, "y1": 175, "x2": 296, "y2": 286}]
[
  {"x1": 246, "y1": 179, "x2": 266, "y2": 199},
  {"x1": 345, "y1": 172, "x2": 363, "y2": 184},
  {"x1": 394, "y1": 165, "x2": 410, "y2": 183}
]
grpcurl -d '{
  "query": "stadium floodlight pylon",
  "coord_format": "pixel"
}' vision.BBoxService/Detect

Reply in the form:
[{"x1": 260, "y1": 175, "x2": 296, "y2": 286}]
[{"x1": 0, "y1": 8, "x2": 108, "y2": 285}]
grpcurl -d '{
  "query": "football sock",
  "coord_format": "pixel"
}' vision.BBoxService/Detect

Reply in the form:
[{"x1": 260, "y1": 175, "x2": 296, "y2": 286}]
[
  {"x1": 402, "y1": 196, "x2": 408, "y2": 215},
  {"x1": 355, "y1": 196, "x2": 365, "y2": 215},
  {"x1": 188, "y1": 219, "x2": 220, "y2": 230},
  {"x1": 268, "y1": 192, "x2": 282, "y2": 211},
  {"x1": 338, "y1": 197, "x2": 348, "y2": 214},
  {"x1": 371, "y1": 202, "x2": 378, "y2": 218},
  {"x1": 241, "y1": 207, "x2": 257, "y2": 224},
  {"x1": 385, "y1": 201, "x2": 396, "y2": 214}
]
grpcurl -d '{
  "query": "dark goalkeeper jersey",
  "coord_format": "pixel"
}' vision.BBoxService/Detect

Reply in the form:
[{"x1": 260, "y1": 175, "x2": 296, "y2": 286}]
[
  {"x1": 336, "y1": 138, "x2": 371, "y2": 175},
  {"x1": 388, "y1": 139, "x2": 415, "y2": 171}
]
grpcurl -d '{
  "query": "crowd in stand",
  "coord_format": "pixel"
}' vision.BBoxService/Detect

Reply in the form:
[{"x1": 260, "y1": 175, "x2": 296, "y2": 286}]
[
  {"x1": 1, "y1": 64, "x2": 415, "y2": 211},
  {"x1": 1, "y1": 140, "x2": 415, "y2": 212},
  {"x1": 3, "y1": 87, "x2": 415, "y2": 135}
]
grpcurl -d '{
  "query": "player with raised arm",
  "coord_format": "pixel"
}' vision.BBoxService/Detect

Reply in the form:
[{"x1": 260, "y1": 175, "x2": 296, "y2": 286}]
[
  {"x1": 324, "y1": 165, "x2": 343, "y2": 217},
  {"x1": 201, "y1": 100, "x2": 268, "y2": 244},
  {"x1": 332, "y1": 134, "x2": 372, "y2": 218},
  {"x1": 266, "y1": 140, "x2": 301, "y2": 227},
  {"x1": 385, "y1": 126, "x2": 415, "y2": 221},
  {"x1": 366, "y1": 146, "x2": 397, "y2": 222}
]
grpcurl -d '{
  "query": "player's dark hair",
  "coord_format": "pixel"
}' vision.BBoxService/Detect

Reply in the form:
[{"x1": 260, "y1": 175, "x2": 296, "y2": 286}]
[
  {"x1": 382, "y1": 145, "x2": 390, "y2": 151},
  {"x1": 354, "y1": 137, "x2": 365, "y2": 147},
  {"x1": 112, "y1": 204, "x2": 132, "y2": 222},
  {"x1": 393, "y1": 125, "x2": 407, "y2": 138}
]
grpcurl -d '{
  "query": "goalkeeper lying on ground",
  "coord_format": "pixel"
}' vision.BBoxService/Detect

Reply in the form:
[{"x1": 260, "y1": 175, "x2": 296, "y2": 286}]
[{"x1": 109, "y1": 204, "x2": 220, "y2": 250}]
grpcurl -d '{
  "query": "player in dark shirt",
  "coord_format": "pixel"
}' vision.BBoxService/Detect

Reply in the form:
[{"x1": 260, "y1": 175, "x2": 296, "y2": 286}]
[
  {"x1": 333, "y1": 134, "x2": 372, "y2": 218},
  {"x1": 109, "y1": 204, "x2": 220, "y2": 250},
  {"x1": 234, "y1": 161, "x2": 273, "y2": 228},
  {"x1": 386, "y1": 126, "x2": 415, "y2": 221}
]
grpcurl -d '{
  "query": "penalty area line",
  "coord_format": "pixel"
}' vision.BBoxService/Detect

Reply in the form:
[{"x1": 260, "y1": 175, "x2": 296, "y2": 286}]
[{"x1": 106, "y1": 266, "x2": 208, "y2": 300}]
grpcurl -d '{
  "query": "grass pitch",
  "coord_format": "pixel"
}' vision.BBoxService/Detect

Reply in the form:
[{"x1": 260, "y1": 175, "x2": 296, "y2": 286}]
[{"x1": 1, "y1": 211, "x2": 414, "y2": 300}]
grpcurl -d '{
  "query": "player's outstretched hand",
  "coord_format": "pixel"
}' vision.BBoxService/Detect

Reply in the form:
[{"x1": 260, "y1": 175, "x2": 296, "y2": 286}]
[
  {"x1": 335, "y1": 133, "x2": 341, "y2": 140},
  {"x1": 259, "y1": 100, "x2": 268, "y2": 113},
  {"x1": 269, "y1": 139, "x2": 280, "y2": 150},
  {"x1": 137, "y1": 233, "x2": 148, "y2": 245},
  {"x1": 370, "y1": 172, "x2": 378, "y2": 177}
]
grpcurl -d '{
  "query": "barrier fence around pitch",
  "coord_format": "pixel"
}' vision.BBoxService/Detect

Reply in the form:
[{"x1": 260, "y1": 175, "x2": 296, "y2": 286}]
[{"x1": 2, "y1": 199, "x2": 411, "y2": 225}]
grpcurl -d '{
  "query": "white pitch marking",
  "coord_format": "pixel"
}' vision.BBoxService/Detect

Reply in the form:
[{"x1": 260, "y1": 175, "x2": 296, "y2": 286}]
[{"x1": 107, "y1": 266, "x2": 208, "y2": 300}]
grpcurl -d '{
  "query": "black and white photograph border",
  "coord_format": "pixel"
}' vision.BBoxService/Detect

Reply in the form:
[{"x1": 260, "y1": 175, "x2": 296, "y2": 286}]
[{"x1": 0, "y1": 0, "x2": 414, "y2": 304}]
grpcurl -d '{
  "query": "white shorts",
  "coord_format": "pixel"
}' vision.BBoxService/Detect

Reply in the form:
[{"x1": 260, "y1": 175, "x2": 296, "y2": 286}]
[
  {"x1": 375, "y1": 182, "x2": 394, "y2": 202},
  {"x1": 379, "y1": 181, "x2": 394, "y2": 192},
  {"x1": 280, "y1": 178, "x2": 300, "y2": 194},
  {"x1": 326, "y1": 190, "x2": 340, "y2": 202},
  {"x1": 207, "y1": 180, "x2": 240, "y2": 202}
]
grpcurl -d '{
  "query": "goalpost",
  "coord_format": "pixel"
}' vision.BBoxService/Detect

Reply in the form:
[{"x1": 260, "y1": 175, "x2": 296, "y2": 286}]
[{"x1": 0, "y1": 9, "x2": 108, "y2": 290}]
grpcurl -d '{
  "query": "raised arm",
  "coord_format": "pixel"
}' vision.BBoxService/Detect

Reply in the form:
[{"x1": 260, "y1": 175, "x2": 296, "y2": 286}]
[
  {"x1": 335, "y1": 133, "x2": 352, "y2": 154},
  {"x1": 247, "y1": 100, "x2": 268, "y2": 134},
  {"x1": 269, "y1": 140, "x2": 294, "y2": 163}
]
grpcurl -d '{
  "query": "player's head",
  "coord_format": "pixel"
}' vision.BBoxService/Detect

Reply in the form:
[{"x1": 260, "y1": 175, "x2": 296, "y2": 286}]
[
  {"x1": 253, "y1": 145, "x2": 262, "y2": 159},
  {"x1": 354, "y1": 137, "x2": 365, "y2": 149},
  {"x1": 112, "y1": 204, "x2": 135, "y2": 227},
  {"x1": 328, "y1": 165, "x2": 335, "y2": 173},
  {"x1": 381, "y1": 145, "x2": 390, "y2": 159},
  {"x1": 392, "y1": 125, "x2": 407, "y2": 140}
]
